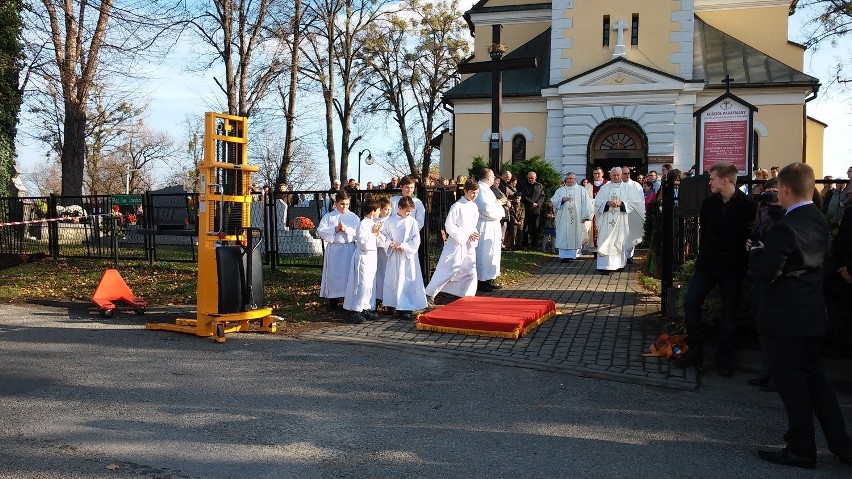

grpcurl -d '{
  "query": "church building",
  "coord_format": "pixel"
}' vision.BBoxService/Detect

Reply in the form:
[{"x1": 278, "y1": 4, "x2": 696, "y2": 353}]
[{"x1": 439, "y1": 0, "x2": 826, "y2": 179}]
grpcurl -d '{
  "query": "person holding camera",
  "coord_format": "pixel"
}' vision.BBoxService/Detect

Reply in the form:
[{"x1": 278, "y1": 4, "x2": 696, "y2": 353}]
[
  {"x1": 746, "y1": 178, "x2": 784, "y2": 392},
  {"x1": 749, "y1": 163, "x2": 852, "y2": 469}
]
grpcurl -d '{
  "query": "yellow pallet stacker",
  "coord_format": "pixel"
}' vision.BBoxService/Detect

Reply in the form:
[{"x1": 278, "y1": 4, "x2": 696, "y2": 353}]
[{"x1": 146, "y1": 112, "x2": 277, "y2": 342}]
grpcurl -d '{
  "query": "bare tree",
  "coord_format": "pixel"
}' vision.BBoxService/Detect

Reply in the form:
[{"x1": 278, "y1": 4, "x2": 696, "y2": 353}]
[
  {"x1": 114, "y1": 121, "x2": 178, "y2": 193},
  {"x1": 362, "y1": 0, "x2": 468, "y2": 178},
  {"x1": 272, "y1": 0, "x2": 303, "y2": 187},
  {"x1": 22, "y1": 0, "x2": 184, "y2": 196},
  {"x1": 192, "y1": 0, "x2": 287, "y2": 117},
  {"x1": 301, "y1": 0, "x2": 396, "y2": 184}
]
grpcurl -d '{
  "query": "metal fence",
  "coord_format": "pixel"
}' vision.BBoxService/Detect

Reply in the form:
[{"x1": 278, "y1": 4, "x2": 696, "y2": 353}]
[
  {"x1": 1, "y1": 186, "x2": 464, "y2": 283},
  {"x1": 0, "y1": 192, "x2": 200, "y2": 264}
]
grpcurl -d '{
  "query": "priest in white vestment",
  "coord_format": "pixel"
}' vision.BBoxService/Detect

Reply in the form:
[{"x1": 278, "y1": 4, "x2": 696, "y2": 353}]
[
  {"x1": 474, "y1": 169, "x2": 507, "y2": 292},
  {"x1": 620, "y1": 166, "x2": 647, "y2": 262},
  {"x1": 425, "y1": 180, "x2": 481, "y2": 304},
  {"x1": 594, "y1": 167, "x2": 632, "y2": 274},
  {"x1": 551, "y1": 172, "x2": 592, "y2": 261}
]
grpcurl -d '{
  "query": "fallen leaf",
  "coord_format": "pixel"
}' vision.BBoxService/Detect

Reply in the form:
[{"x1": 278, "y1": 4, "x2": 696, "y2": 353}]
[{"x1": 106, "y1": 463, "x2": 120, "y2": 470}]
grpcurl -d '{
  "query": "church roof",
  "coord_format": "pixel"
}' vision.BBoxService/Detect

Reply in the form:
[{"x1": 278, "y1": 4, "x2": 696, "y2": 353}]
[
  {"x1": 693, "y1": 16, "x2": 819, "y2": 89},
  {"x1": 444, "y1": 28, "x2": 551, "y2": 101}
]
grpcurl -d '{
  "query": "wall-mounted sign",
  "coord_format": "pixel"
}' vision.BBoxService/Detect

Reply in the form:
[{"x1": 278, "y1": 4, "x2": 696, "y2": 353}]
[{"x1": 695, "y1": 92, "x2": 757, "y2": 176}]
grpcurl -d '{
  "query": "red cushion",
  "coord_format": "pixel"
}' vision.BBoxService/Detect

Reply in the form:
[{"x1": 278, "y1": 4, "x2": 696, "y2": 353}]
[{"x1": 417, "y1": 297, "x2": 556, "y2": 337}]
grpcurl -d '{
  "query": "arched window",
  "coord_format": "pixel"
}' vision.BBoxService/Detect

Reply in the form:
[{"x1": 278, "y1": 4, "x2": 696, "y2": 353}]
[{"x1": 511, "y1": 134, "x2": 526, "y2": 163}]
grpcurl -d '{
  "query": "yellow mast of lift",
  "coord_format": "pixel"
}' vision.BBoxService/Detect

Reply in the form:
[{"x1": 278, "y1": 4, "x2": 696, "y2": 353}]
[{"x1": 146, "y1": 112, "x2": 277, "y2": 342}]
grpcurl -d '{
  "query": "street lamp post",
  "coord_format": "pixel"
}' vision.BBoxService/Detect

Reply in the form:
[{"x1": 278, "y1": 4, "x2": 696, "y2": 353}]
[{"x1": 357, "y1": 149, "x2": 373, "y2": 185}]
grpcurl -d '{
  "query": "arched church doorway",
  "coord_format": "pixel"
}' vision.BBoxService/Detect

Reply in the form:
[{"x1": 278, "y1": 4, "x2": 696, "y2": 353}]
[{"x1": 587, "y1": 119, "x2": 648, "y2": 180}]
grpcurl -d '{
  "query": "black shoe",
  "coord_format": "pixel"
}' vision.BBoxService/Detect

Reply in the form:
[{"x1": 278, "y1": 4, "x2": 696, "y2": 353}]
[
  {"x1": 672, "y1": 350, "x2": 703, "y2": 369},
  {"x1": 616, "y1": 267, "x2": 625, "y2": 272},
  {"x1": 347, "y1": 312, "x2": 366, "y2": 324},
  {"x1": 362, "y1": 310, "x2": 379, "y2": 321},
  {"x1": 626, "y1": 258, "x2": 633, "y2": 264},
  {"x1": 327, "y1": 298, "x2": 339, "y2": 311},
  {"x1": 757, "y1": 449, "x2": 816, "y2": 469},
  {"x1": 747, "y1": 374, "x2": 771, "y2": 386},
  {"x1": 596, "y1": 270, "x2": 610, "y2": 275},
  {"x1": 477, "y1": 281, "x2": 495, "y2": 292},
  {"x1": 717, "y1": 363, "x2": 734, "y2": 377}
]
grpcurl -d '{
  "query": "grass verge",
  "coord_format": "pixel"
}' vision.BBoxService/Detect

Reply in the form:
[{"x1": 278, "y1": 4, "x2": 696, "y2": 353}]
[{"x1": 0, "y1": 250, "x2": 553, "y2": 324}]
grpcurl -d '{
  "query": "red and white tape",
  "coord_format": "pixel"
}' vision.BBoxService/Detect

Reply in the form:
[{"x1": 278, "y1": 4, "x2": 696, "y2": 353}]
[{"x1": 0, "y1": 213, "x2": 109, "y2": 228}]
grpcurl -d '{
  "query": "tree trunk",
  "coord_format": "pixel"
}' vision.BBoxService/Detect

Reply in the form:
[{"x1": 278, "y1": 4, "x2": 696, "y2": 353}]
[
  {"x1": 277, "y1": 0, "x2": 301, "y2": 187},
  {"x1": 61, "y1": 102, "x2": 86, "y2": 196}
]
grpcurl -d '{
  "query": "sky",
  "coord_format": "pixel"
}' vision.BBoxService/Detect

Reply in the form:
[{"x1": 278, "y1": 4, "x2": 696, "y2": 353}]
[{"x1": 13, "y1": 5, "x2": 852, "y2": 193}]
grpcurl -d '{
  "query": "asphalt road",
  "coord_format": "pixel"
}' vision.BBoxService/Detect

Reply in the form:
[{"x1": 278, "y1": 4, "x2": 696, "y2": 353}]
[{"x1": 1, "y1": 304, "x2": 850, "y2": 478}]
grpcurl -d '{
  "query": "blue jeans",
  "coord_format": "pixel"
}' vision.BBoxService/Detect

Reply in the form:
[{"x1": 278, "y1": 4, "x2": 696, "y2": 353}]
[{"x1": 683, "y1": 270, "x2": 743, "y2": 363}]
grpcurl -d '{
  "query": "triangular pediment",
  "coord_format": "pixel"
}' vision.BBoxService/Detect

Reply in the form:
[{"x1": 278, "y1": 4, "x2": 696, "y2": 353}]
[{"x1": 552, "y1": 58, "x2": 692, "y2": 96}]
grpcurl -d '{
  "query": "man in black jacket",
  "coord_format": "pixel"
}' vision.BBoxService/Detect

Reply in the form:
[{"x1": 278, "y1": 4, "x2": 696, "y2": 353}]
[
  {"x1": 517, "y1": 171, "x2": 545, "y2": 249},
  {"x1": 749, "y1": 162, "x2": 852, "y2": 469},
  {"x1": 675, "y1": 162, "x2": 757, "y2": 376}
]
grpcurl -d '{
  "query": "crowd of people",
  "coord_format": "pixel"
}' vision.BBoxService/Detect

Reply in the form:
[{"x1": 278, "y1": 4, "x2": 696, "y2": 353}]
[{"x1": 308, "y1": 161, "x2": 852, "y2": 468}]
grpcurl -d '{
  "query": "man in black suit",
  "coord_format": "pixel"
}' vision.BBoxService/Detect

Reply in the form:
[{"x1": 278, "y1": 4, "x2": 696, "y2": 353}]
[
  {"x1": 517, "y1": 171, "x2": 544, "y2": 249},
  {"x1": 674, "y1": 162, "x2": 757, "y2": 376},
  {"x1": 749, "y1": 162, "x2": 852, "y2": 469}
]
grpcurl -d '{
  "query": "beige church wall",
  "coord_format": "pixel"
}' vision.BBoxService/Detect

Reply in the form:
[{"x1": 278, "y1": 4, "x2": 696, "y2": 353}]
[
  {"x1": 471, "y1": 22, "x2": 549, "y2": 66},
  {"x1": 752, "y1": 104, "x2": 805, "y2": 169},
  {"x1": 451, "y1": 111, "x2": 547, "y2": 178},
  {"x1": 563, "y1": 1, "x2": 680, "y2": 78},
  {"x1": 697, "y1": 8, "x2": 803, "y2": 70},
  {"x1": 438, "y1": 131, "x2": 455, "y2": 180},
  {"x1": 805, "y1": 117, "x2": 826, "y2": 179}
]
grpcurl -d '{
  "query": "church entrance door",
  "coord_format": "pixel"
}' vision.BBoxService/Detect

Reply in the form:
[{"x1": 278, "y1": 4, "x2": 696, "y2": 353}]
[{"x1": 587, "y1": 120, "x2": 648, "y2": 180}]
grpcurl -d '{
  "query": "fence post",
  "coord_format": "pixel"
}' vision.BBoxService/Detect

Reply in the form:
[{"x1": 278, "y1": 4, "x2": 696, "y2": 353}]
[
  {"x1": 48, "y1": 193, "x2": 59, "y2": 262},
  {"x1": 661, "y1": 174, "x2": 674, "y2": 315}
]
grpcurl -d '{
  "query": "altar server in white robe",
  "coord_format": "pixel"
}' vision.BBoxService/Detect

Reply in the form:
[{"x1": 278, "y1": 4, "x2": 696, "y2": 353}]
[
  {"x1": 390, "y1": 176, "x2": 426, "y2": 230},
  {"x1": 474, "y1": 168, "x2": 507, "y2": 292},
  {"x1": 551, "y1": 172, "x2": 592, "y2": 262},
  {"x1": 382, "y1": 196, "x2": 427, "y2": 317},
  {"x1": 343, "y1": 198, "x2": 385, "y2": 323},
  {"x1": 620, "y1": 166, "x2": 647, "y2": 263},
  {"x1": 318, "y1": 191, "x2": 361, "y2": 308},
  {"x1": 594, "y1": 167, "x2": 633, "y2": 274},
  {"x1": 425, "y1": 180, "x2": 481, "y2": 305},
  {"x1": 373, "y1": 197, "x2": 392, "y2": 306}
]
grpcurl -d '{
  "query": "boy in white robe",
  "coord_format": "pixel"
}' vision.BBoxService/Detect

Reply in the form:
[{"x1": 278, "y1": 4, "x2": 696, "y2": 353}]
[
  {"x1": 474, "y1": 168, "x2": 507, "y2": 292},
  {"x1": 373, "y1": 197, "x2": 392, "y2": 309},
  {"x1": 318, "y1": 192, "x2": 361, "y2": 309},
  {"x1": 551, "y1": 172, "x2": 591, "y2": 261},
  {"x1": 343, "y1": 199, "x2": 385, "y2": 323},
  {"x1": 425, "y1": 180, "x2": 481, "y2": 306},
  {"x1": 382, "y1": 196, "x2": 428, "y2": 318},
  {"x1": 390, "y1": 177, "x2": 426, "y2": 230},
  {"x1": 594, "y1": 167, "x2": 631, "y2": 274}
]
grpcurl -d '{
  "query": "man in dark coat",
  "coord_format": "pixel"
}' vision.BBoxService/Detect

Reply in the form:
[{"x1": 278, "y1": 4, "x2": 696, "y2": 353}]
[
  {"x1": 674, "y1": 162, "x2": 757, "y2": 376},
  {"x1": 749, "y1": 162, "x2": 852, "y2": 469},
  {"x1": 517, "y1": 170, "x2": 544, "y2": 249}
]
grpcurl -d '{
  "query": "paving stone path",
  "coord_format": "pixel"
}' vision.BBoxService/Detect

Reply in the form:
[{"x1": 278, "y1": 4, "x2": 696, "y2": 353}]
[{"x1": 304, "y1": 254, "x2": 699, "y2": 389}]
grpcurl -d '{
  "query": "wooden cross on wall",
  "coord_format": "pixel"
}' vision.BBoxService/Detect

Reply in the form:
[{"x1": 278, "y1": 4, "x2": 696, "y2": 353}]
[{"x1": 457, "y1": 24, "x2": 537, "y2": 173}]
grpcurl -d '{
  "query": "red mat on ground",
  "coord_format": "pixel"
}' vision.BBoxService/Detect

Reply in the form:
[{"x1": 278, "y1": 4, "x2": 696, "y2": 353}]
[{"x1": 416, "y1": 297, "x2": 558, "y2": 339}]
